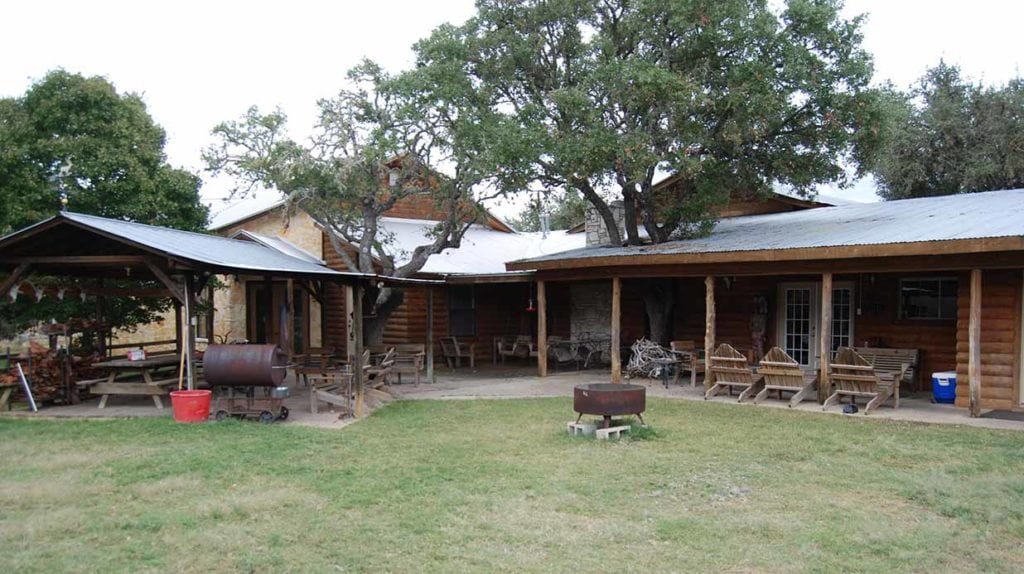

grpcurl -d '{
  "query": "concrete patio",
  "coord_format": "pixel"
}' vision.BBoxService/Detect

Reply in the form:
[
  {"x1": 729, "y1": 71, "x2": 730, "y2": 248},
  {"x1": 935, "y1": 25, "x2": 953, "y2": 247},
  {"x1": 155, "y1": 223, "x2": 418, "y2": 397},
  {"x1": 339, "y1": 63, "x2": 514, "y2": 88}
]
[{"x1": 4, "y1": 365, "x2": 1022, "y2": 431}]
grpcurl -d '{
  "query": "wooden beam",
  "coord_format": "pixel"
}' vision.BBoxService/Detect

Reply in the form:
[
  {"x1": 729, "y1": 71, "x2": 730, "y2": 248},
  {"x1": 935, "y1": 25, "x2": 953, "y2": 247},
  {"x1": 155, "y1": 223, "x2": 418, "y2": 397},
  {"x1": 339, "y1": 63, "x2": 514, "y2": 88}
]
[
  {"x1": 353, "y1": 283, "x2": 365, "y2": 418},
  {"x1": 537, "y1": 280, "x2": 548, "y2": 378},
  {"x1": 426, "y1": 286, "x2": 434, "y2": 383},
  {"x1": 0, "y1": 263, "x2": 31, "y2": 301},
  {"x1": 144, "y1": 260, "x2": 186, "y2": 304},
  {"x1": 611, "y1": 277, "x2": 622, "y2": 383},
  {"x1": 969, "y1": 269, "x2": 983, "y2": 417},
  {"x1": 819, "y1": 272, "x2": 833, "y2": 404},
  {"x1": 704, "y1": 276, "x2": 716, "y2": 389}
]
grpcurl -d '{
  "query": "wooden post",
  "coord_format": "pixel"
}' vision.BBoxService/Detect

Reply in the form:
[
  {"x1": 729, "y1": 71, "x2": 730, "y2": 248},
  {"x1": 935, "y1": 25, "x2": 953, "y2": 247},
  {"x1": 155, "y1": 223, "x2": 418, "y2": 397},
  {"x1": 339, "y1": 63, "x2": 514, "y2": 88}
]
[
  {"x1": 285, "y1": 278, "x2": 295, "y2": 358},
  {"x1": 183, "y1": 274, "x2": 196, "y2": 391},
  {"x1": 611, "y1": 277, "x2": 622, "y2": 383},
  {"x1": 537, "y1": 280, "x2": 548, "y2": 378},
  {"x1": 819, "y1": 272, "x2": 833, "y2": 404},
  {"x1": 353, "y1": 282, "x2": 365, "y2": 418},
  {"x1": 263, "y1": 275, "x2": 273, "y2": 345},
  {"x1": 704, "y1": 276, "x2": 716, "y2": 389},
  {"x1": 426, "y1": 286, "x2": 435, "y2": 383},
  {"x1": 969, "y1": 269, "x2": 983, "y2": 417},
  {"x1": 345, "y1": 285, "x2": 356, "y2": 362}
]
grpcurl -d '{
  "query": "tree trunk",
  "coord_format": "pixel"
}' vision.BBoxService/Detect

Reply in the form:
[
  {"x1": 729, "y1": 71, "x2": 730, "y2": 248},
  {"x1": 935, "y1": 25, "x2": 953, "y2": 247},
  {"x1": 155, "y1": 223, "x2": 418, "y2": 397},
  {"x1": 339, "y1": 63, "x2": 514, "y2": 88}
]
[
  {"x1": 363, "y1": 286, "x2": 405, "y2": 345},
  {"x1": 642, "y1": 278, "x2": 675, "y2": 345},
  {"x1": 622, "y1": 190, "x2": 641, "y2": 245}
]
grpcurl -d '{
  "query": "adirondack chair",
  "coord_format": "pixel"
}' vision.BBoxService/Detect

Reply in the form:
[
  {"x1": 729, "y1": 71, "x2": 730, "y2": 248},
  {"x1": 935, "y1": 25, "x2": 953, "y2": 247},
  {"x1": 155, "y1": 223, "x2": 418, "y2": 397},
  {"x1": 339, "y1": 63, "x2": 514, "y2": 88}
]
[
  {"x1": 670, "y1": 340, "x2": 704, "y2": 387},
  {"x1": 825, "y1": 347, "x2": 901, "y2": 414},
  {"x1": 440, "y1": 336, "x2": 475, "y2": 368},
  {"x1": 754, "y1": 346, "x2": 817, "y2": 407},
  {"x1": 704, "y1": 343, "x2": 759, "y2": 402},
  {"x1": 364, "y1": 348, "x2": 395, "y2": 390}
]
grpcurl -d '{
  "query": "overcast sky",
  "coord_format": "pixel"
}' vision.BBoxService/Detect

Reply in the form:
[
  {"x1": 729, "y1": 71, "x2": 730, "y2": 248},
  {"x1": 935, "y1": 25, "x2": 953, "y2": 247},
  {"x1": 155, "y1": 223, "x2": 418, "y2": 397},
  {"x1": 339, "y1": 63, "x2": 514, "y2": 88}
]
[{"x1": 2, "y1": 0, "x2": 1022, "y2": 216}]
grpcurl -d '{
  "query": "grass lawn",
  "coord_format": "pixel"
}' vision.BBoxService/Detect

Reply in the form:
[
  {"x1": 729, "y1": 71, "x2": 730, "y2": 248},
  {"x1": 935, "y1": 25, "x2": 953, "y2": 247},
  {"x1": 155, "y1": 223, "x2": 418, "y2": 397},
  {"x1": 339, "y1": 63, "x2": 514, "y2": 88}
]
[{"x1": 2, "y1": 398, "x2": 1024, "y2": 573}]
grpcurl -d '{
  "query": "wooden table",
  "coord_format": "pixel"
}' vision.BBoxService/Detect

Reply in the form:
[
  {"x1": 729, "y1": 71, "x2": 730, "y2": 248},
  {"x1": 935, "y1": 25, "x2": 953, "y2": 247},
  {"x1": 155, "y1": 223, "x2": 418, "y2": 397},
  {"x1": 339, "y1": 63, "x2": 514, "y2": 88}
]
[{"x1": 91, "y1": 354, "x2": 182, "y2": 409}]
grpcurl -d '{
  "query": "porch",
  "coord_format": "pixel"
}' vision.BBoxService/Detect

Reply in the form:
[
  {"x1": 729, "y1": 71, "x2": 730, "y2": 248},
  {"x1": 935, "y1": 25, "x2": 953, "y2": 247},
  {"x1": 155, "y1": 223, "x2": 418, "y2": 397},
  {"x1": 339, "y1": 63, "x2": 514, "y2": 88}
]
[{"x1": 6, "y1": 365, "x2": 1024, "y2": 431}]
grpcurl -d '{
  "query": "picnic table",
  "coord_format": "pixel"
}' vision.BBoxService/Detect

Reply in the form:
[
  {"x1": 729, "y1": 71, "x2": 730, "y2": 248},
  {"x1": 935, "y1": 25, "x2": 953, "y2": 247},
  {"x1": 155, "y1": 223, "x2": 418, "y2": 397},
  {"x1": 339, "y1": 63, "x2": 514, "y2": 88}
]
[{"x1": 91, "y1": 354, "x2": 182, "y2": 409}]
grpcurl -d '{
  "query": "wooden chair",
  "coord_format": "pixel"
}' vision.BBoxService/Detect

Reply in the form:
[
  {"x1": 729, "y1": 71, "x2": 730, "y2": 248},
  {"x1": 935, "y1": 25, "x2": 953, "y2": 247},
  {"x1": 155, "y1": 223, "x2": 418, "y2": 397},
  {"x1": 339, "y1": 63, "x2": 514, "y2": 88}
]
[
  {"x1": 825, "y1": 347, "x2": 901, "y2": 414},
  {"x1": 754, "y1": 347, "x2": 816, "y2": 407},
  {"x1": 367, "y1": 344, "x2": 425, "y2": 385},
  {"x1": 308, "y1": 366, "x2": 354, "y2": 415},
  {"x1": 670, "y1": 340, "x2": 704, "y2": 387},
  {"x1": 704, "y1": 343, "x2": 759, "y2": 402},
  {"x1": 293, "y1": 346, "x2": 338, "y2": 386},
  {"x1": 364, "y1": 348, "x2": 395, "y2": 389},
  {"x1": 440, "y1": 336, "x2": 475, "y2": 368}
]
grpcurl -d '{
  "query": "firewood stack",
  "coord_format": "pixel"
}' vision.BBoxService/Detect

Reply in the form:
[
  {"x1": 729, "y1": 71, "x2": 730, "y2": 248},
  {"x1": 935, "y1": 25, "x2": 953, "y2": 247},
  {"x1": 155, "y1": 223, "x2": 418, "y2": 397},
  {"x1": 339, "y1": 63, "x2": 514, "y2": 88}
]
[{"x1": 1, "y1": 342, "x2": 104, "y2": 405}]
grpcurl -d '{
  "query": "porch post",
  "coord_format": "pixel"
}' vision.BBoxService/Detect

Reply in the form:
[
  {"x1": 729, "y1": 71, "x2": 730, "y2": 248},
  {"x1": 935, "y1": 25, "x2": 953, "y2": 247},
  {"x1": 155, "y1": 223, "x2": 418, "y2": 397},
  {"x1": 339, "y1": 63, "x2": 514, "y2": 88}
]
[
  {"x1": 969, "y1": 269, "x2": 983, "y2": 417},
  {"x1": 704, "y1": 276, "x2": 716, "y2": 389},
  {"x1": 183, "y1": 273, "x2": 196, "y2": 391},
  {"x1": 353, "y1": 282, "x2": 365, "y2": 418},
  {"x1": 285, "y1": 278, "x2": 295, "y2": 358},
  {"x1": 345, "y1": 285, "x2": 356, "y2": 362},
  {"x1": 819, "y1": 272, "x2": 833, "y2": 404},
  {"x1": 611, "y1": 277, "x2": 622, "y2": 383},
  {"x1": 426, "y1": 286, "x2": 435, "y2": 383},
  {"x1": 537, "y1": 280, "x2": 548, "y2": 377}
]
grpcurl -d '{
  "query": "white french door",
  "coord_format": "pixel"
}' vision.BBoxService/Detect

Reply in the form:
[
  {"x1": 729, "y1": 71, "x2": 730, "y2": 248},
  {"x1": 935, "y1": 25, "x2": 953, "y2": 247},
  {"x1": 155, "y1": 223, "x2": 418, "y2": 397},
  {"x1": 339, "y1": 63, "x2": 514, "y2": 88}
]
[{"x1": 778, "y1": 282, "x2": 854, "y2": 367}]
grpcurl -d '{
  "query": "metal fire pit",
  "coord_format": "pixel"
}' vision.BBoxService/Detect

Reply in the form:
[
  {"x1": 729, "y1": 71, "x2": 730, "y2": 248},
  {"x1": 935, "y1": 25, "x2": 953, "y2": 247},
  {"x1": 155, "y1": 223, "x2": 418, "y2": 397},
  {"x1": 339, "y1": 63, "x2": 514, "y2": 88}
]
[{"x1": 573, "y1": 383, "x2": 646, "y2": 428}]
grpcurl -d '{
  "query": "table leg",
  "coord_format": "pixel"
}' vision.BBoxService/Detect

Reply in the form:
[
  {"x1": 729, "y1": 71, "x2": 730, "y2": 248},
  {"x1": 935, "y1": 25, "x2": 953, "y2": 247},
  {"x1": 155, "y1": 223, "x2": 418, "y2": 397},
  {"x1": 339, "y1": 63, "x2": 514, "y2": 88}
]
[
  {"x1": 152, "y1": 395, "x2": 164, "y2": 409},
  {"x1": 98, "y1": 394, "x2": 109, "y2": 408},
  {"x1": 0, "y1": 387, "x2": 11, "y2": 410}
]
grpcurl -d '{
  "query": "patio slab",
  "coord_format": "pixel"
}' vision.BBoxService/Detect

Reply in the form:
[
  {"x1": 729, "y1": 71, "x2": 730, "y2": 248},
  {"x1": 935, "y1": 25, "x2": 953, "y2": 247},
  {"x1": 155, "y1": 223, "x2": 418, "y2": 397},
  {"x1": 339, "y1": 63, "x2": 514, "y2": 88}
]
[{"x1": 4, "y1": 366, "x2": 1022, "y2": 431}]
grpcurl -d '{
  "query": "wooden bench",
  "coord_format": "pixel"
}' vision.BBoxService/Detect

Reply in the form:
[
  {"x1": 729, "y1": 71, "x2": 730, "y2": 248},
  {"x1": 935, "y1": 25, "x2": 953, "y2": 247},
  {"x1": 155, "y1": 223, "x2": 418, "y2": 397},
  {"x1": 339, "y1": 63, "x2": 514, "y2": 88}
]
[
  {"x1": 853, "y1": 347, "x2": 920, "y2": 390},
  {"x1": 826, "y1": 347, "x2": 902, "y2": 414},
  {"x1": 368, "y1": 344, "x2": 425, "y2": 385}
]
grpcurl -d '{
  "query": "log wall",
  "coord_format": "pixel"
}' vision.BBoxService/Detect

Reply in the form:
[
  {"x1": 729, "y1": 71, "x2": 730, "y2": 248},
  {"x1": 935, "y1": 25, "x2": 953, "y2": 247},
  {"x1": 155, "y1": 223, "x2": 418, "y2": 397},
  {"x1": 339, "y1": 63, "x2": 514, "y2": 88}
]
[{"x1": 956, "y1": 269, "x2": 1022, "y2": 410}]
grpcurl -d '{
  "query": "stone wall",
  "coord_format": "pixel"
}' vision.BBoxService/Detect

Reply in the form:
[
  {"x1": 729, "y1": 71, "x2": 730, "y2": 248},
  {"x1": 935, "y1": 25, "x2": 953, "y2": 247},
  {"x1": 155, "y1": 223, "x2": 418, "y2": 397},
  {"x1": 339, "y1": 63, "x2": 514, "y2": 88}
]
[
  {"x1": 584, "y1": 201, "x2": 626, "y2": 247},
  {"x1": 570, "y1": 281, "x2": 612, "y2": 339}
]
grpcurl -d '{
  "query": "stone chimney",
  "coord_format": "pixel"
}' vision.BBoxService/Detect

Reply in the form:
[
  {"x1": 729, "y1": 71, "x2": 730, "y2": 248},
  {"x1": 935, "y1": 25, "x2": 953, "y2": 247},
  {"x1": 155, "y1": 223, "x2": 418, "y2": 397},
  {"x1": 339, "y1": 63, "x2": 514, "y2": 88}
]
[{"x1": 584, "y1": 200, "x2": 625, "y2": 247}]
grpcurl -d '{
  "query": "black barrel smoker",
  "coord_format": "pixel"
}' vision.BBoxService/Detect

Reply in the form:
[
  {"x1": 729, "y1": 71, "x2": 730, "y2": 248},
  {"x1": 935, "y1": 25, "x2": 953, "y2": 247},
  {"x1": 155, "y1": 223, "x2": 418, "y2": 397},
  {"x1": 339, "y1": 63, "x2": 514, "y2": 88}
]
[{"x1": 204, "y1": 344, "x2": 290, "y2": 423}]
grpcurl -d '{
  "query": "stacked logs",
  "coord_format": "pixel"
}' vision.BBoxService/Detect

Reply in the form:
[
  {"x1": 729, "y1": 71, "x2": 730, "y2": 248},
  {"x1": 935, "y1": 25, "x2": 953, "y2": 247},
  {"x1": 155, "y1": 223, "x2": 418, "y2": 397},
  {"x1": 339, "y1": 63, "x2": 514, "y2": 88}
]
[{"x1": 1, "y1": 342, "x2": 104, "y2": 405}]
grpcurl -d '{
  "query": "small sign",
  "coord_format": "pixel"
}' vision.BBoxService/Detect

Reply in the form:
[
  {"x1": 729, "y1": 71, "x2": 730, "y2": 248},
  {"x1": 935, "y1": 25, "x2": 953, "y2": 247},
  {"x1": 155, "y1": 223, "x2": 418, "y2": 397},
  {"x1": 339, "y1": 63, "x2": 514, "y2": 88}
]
[{"x1": 126, "y1": 348, "x2": 147, "y2": 361}]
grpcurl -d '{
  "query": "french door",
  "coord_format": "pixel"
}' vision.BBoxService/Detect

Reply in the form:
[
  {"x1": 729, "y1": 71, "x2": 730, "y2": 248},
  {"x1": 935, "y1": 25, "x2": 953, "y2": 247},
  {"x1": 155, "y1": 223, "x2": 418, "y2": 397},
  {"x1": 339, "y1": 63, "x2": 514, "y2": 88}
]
[{"x1": 778, "y1": 282, "x2": 854, "y2": 367}]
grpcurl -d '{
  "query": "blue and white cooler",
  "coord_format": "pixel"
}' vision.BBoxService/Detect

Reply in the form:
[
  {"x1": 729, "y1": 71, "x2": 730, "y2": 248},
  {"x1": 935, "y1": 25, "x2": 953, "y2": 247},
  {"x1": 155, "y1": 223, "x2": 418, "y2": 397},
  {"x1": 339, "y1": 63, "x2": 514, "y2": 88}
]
[{"x1": 932, "y1": 371, "x2": 957, "y2": 404}]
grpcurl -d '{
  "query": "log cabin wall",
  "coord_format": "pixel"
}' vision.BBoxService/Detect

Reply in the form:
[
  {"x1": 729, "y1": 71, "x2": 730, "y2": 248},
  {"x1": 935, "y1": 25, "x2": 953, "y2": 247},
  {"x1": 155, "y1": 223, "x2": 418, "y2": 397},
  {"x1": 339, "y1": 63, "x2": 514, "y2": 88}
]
[
  {"x1": 852, "y1": 272, "x2": 958, "y2": 392},
  {"x1": 956, "y1": 269, "x2": 1022, "y2": 410},
  {"x1": 671, "y1": 276, "x2": 778, "y2": 357}
]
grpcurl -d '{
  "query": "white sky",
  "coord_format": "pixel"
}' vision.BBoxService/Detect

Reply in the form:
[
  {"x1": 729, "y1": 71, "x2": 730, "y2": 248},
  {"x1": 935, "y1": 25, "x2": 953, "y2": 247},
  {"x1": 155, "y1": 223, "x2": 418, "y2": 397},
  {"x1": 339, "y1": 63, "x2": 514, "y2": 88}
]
[{"x1": 2, "y1": 0, "x2": 1022, "y2": 214}]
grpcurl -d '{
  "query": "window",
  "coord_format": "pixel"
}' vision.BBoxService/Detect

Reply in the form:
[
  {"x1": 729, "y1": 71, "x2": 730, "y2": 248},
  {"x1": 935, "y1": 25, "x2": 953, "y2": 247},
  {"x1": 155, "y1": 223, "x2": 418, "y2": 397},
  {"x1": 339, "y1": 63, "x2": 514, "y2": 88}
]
[
  {"x1": 448, "y1": 285, "x2": 476, "y2": 337},
  {"x1": 899, "y1": 278, "x2": 958, "y2": 320},
  {"x1": 831, "y1": 287, "x2": 853, "y2": 353}
]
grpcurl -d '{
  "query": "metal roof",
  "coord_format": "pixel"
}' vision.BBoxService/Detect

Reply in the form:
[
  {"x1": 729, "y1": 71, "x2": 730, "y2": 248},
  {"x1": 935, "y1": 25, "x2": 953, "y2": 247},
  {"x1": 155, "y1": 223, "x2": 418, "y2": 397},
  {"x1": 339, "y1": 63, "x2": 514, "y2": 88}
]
[
  {"x1": 230, "y1": 229, "x2": 325, "y2": 265},
  {"x1": 40, "y1": 212, "x2": 363, "y2": 279},
  {"x1": 511, "y1": 188, "x2": 1024, "y2": 267}
]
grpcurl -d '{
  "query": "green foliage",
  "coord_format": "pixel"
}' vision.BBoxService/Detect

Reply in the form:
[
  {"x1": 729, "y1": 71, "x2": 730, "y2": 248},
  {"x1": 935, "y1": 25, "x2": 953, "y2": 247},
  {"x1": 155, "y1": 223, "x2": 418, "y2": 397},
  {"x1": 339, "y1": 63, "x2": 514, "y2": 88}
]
[
  {"x1": 0, "y1": 70, "x2": 208, "y2": 334},
  {"x1": 508, "y1": 189, "x2": 589, "y2": 232},
  {"x1": 414, "y1": 0, "x2": 886, "y2": 245},
  {"x1": 873, "y1": 62, "x2": 1024, "y2": 199},
  {"x1": 0, "y1": 70, "x2": 207, "y2": 233}
]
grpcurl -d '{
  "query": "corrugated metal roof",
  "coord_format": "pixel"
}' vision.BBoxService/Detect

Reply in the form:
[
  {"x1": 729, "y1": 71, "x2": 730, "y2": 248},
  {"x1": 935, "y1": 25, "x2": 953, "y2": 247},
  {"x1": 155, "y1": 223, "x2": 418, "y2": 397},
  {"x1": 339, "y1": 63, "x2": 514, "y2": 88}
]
[
  {"x1": 230, "y1": 230, "x2": 324, "y2": 265},
  {"x1": 374, "y1": 217, "x2": 586, "y2": 275},
  {"x1": 59, "y1": 212, "x2": 357, "y2": 278},
  {"x1": 513, "y1": 188, "x2": 1024, "y2": 265}
]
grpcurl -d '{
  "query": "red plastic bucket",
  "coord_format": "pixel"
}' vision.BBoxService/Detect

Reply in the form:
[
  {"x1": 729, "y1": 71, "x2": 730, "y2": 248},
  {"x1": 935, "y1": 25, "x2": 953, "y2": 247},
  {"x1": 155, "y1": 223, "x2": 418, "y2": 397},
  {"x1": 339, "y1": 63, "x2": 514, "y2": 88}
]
[{"x1": 169, "y1": 390, "x2": 212, "y2": 423}]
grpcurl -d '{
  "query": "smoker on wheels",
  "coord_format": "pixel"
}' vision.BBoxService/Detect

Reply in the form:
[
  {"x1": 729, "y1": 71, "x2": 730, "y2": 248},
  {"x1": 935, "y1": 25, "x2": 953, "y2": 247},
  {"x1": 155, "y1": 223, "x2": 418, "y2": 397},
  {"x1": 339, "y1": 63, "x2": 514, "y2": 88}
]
[{"x1": 203, "y1": 344, "x2": 290, "y2": 423}]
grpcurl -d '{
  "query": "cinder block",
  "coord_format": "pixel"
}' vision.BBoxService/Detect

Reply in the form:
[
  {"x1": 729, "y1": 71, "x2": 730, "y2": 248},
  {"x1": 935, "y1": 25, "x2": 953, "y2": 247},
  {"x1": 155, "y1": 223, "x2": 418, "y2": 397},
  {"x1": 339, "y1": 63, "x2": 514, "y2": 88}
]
[
  {"x1": 566, "y1": 421, "x2": 597, "y2": 436},
  {"x1": 595, "y1": 425, "x2": 631, "y2": 440}
]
